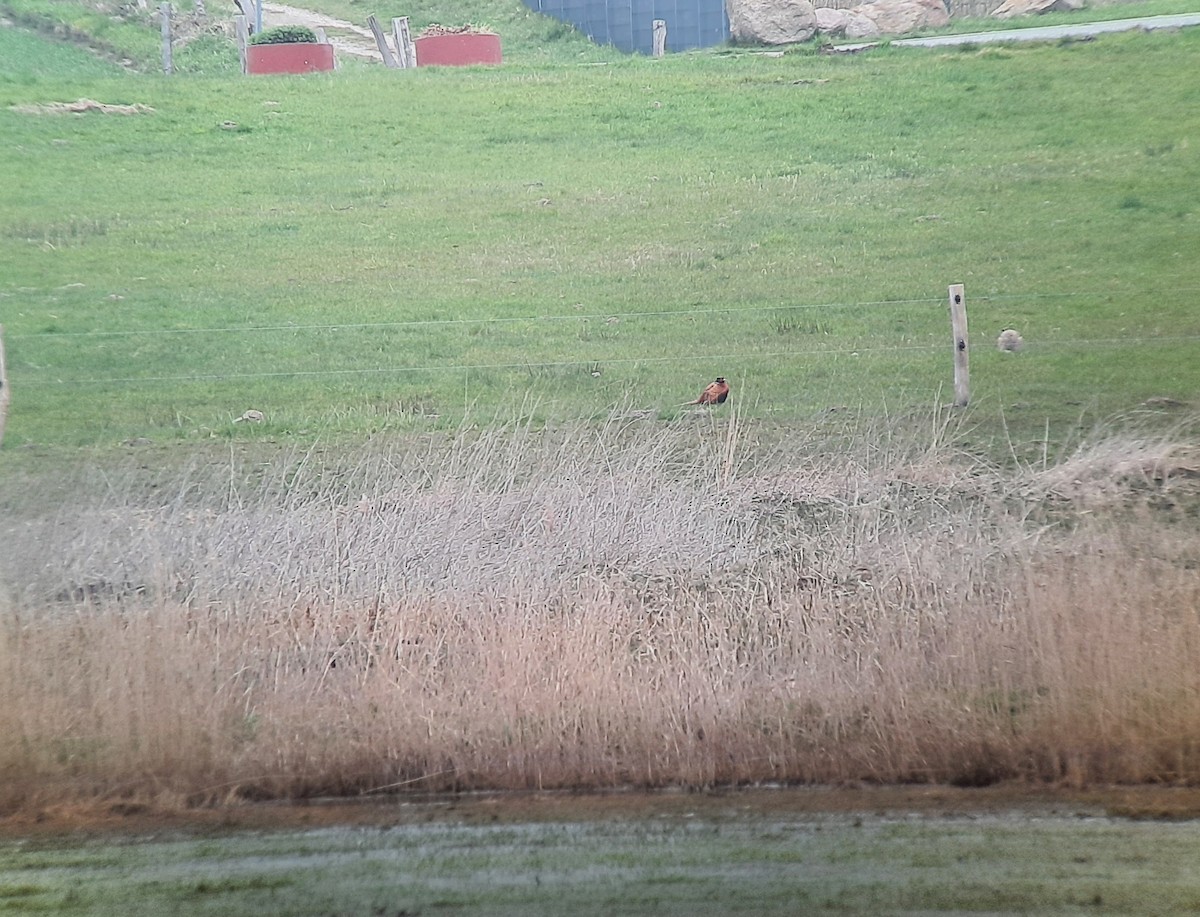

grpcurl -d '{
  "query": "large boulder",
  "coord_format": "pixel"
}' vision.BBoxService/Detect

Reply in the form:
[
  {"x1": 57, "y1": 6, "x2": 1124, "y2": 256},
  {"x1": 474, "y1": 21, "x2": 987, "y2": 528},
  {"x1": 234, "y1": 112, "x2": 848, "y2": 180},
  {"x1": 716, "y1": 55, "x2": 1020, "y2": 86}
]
[
  {"x1": 727, "y1": 0, "x2": 818, "y2": 44},
  {"x1": 848, "y1": 0, "x2": 950, "y2": 34},
  {"x1": 990, "y1": 0, "x2": 1082, "y2": 17},
  {"x1": 843, "y1": 11, "x2": 883, "y2": 38},
  {"x1": 814, "y1": 7, "x2": 853, "y2": 36}
]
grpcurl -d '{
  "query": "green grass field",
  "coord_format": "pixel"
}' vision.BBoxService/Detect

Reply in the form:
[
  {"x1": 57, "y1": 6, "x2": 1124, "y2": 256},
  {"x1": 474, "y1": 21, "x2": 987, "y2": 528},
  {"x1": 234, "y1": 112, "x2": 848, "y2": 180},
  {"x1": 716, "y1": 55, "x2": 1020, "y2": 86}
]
[
  {"x1": 1, "y1": 12, "x2": 1198, "y2": 459},
  {"x1": 5, "y1": 805, "x2": 1200, "y2": 916}
]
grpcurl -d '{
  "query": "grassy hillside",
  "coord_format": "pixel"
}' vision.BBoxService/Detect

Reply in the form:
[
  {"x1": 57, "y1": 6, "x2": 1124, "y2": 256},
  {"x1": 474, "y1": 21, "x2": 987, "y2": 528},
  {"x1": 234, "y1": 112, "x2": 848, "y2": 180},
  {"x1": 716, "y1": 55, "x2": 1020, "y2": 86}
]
[
  {"x1": 3, "y1": 0, "x2": 1199, "y2": 74},
  {"x1": 2, "y1": 26, "x2": 1198, "y2": 459},
  {"x1": 0, "y1": 21, "x2": 128, "y2": 80}
]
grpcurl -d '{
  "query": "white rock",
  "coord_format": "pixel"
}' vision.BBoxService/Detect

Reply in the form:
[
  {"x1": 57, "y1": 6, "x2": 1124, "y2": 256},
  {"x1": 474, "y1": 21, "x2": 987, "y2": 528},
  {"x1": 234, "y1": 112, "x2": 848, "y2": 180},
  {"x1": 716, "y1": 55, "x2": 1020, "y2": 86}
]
[
  {"x1": 728, "y1": 0, "x2": 818, "y2": 44},
  {"x1": 846, "y1": 0, "x2": 950, "y2": 35},
  {"x1": 991, "y1": 0, "x2": 1082, "y2": 19},
  {"x1": 997, "y1": 329, "x2": 1024, "y2": 352}
]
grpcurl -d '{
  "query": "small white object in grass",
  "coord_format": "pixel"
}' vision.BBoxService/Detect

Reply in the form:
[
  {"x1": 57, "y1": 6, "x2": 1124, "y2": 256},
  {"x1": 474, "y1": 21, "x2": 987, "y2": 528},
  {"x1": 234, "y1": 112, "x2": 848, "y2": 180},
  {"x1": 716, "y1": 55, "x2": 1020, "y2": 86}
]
[
  {"x1": 234, "y1": 409, "x2": 265, "y2": 423},
  {"x1": 997, "y1": 329, "x2": 1024, "y2": 352}
]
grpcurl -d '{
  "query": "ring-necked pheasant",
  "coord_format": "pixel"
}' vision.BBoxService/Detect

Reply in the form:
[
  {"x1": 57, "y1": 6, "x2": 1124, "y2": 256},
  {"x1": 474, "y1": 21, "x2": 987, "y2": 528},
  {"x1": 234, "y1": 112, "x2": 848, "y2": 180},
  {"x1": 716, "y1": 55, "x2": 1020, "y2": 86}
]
[{"x1": 685, "y1": 377, "x2": 729, "y2": 405}]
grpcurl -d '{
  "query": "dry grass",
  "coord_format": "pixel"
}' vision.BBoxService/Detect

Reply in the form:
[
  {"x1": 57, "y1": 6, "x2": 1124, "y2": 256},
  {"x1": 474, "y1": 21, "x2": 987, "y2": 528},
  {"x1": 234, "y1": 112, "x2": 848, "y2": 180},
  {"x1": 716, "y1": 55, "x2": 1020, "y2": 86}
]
[{"x1": 2, "y1": 410, "x2": 1199, "y2": 811}]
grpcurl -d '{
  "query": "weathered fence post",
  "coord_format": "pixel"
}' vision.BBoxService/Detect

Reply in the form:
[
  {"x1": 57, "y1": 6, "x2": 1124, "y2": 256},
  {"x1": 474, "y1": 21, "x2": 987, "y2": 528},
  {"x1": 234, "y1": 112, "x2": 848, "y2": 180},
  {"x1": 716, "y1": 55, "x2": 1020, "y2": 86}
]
[
  {"x1": 313, "y1": 26, "x2": 337, "y2": 67},
  {"x1": 312, "y1": 25, "x2": 336, "y2": 66},
  {"x1": 235, "y1": 14, "x2": 249, "y2": 73},
  {"x1": 652, "y1": 19, "x2": 667, "y2": 57},
  {"x1": 0, "y1": 325, "x2": 9, "y2": 449},
  {"x1": 233, "y1": 0, "x2": 258, "y2": 31},
  {"x1": 392, "y1": 16, "x2": 415, "y2": 68},
  {"x1": 160, "y1": 2, "x2": 173, "y2": 74},
  {"x1": 367, "y1": 15, "x2": 399, "y2": 67},
  {"x1": 948, "y1": 283, "x2": 969, "y2": 407}
]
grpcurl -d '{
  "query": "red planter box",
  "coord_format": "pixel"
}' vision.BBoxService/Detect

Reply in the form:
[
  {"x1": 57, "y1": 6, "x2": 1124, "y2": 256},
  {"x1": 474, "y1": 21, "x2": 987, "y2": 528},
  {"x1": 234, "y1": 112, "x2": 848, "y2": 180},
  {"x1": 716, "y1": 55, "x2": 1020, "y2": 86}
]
[
  {"x1": 414, "y1": 33, "x2": 502, "y2": 67},
  {"x1": 248, "y1": 42, "x2": 335, "y2": 75}
]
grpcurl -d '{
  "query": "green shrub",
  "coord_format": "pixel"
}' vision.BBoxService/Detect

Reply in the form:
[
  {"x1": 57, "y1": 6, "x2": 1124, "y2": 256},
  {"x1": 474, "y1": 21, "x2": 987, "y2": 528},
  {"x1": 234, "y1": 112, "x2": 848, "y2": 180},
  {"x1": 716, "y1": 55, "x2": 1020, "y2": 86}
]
[{"x1": 249, "y1": 25, "x2": 318, "y2": 45}]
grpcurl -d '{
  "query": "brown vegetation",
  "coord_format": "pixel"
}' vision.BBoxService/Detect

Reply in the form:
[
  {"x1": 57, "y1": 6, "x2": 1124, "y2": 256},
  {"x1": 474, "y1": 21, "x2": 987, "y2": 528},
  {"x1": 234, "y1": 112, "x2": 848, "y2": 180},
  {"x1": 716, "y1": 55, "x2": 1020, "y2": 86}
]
[{"x1": 2, "y1": 411, "x2": 1199, "y2": 813}]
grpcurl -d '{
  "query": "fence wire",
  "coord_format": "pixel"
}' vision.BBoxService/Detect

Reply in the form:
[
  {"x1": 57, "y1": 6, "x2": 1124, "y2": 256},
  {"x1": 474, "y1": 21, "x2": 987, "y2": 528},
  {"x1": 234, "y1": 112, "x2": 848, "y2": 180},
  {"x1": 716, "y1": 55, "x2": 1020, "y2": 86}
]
[{"x1": 9, "y1": 287, "x2": 1199, "y2": 388}]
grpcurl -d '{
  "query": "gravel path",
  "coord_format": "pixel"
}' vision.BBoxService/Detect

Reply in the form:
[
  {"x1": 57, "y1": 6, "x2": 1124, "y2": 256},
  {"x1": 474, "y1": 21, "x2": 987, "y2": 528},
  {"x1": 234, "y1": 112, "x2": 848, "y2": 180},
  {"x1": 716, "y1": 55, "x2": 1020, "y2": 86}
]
[
  {"x1": 261, "y1": 2, "x2": 383, "y2": 59},
  {"x1": 847, "y1": 10, "x2": 1200, "y2": 49}
]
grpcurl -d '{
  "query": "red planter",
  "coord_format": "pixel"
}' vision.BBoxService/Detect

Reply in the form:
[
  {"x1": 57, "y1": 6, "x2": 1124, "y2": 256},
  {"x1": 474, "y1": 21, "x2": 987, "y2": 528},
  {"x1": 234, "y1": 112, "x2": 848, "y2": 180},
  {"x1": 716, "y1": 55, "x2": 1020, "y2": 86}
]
[
  {"x1": 414, "y1": 33, "x2": 502, "y2": 67},
  {"x1": 248, "y1": 42, "x2": 335, "y2": 75}
]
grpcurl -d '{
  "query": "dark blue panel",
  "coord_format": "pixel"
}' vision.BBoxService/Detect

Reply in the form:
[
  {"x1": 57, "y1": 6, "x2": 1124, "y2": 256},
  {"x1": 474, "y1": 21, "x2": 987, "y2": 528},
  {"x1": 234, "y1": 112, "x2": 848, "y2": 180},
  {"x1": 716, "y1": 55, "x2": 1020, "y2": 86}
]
[
  {"x1": 521, "y1": 0, "x2": 728, "y2": 54},
  {"x1": 583, "y1": 0, "x2": 610, "y2": 43}
]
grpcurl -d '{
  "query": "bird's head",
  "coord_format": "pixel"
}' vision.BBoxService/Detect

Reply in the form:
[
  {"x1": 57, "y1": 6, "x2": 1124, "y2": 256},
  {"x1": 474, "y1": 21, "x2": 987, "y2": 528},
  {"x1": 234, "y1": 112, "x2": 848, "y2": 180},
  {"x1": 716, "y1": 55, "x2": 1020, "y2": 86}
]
[{"x1": 715, "y1": 377, "x2": 726, "y2": 384}]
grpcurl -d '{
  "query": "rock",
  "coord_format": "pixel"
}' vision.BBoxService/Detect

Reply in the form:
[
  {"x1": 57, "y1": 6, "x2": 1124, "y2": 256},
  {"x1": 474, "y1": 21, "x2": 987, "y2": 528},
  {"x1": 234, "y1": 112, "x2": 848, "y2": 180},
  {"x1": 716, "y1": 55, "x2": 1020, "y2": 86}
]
[
  {"x1": 997, "y1": 329, "x2": 1024, "y2": 352},
  {"x1": 846, "y1": 0, "x2": 950, "y2": 35},
  {"x1": 728, "y1": 0, "x2": 818, "y2": 44},
  {"x1": 814, "y1": 7, "x2": 853, "y2": 36},
  {"x1": 990, "y1": 0, "x2": 1082, "y2": 18},
  {"x1": 844, "y1": 11, "x2": 883, "y2": 38},
  {"x1": 1143, "y1": 396, "x2": 1187, "y2": 409}
]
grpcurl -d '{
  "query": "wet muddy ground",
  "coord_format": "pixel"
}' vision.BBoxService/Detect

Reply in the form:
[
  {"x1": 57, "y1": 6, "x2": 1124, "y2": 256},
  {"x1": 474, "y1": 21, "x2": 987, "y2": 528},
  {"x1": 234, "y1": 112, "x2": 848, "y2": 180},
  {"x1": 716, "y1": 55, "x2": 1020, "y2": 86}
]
[
  {"x1": 6, "y1": 783, "x2": 1200, "y2": 836},
  {"x1": 3, "y1": 786, "x2": 1200, "y2": 915}
]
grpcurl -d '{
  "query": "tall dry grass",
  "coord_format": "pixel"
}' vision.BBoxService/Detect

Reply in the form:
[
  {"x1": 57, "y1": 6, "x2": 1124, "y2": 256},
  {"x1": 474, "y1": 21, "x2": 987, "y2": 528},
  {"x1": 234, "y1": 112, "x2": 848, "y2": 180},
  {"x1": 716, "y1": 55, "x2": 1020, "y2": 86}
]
[{"x1": 2, "y1": 411, "x2": 1199, "y2": 810}]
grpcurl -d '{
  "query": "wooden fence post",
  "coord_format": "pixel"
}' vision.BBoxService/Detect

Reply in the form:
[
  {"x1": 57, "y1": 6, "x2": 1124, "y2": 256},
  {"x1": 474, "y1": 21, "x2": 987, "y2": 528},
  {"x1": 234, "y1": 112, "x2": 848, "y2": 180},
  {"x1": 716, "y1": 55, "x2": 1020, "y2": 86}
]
[
  {"x1": 948, "y1": 283, "x2": 969, "y2": 407},
  {"x1": 233, "y1": 0, "x2": 260, "y2": 34},
  {"x1": 235, "y1": 14, "x2": 249, "y2": 73},
  {"x1": 312, "y1": 26, "x2": 338, "y2": 68},
  {"x1": 652, "y1": 19, "x2": 667, "y2": 57},
  {"x1": 0, "y1": 325, "x2": 9, "y2": 449},
  {"x1": 160, "y1": 2, "x2": 173, "y2": 74},
  {"x1": 367, "y1": 15, "x2": 399, "y2": 68},
  {"x1": 392, "y1": 17, "x2": 415, "y2": 68}
]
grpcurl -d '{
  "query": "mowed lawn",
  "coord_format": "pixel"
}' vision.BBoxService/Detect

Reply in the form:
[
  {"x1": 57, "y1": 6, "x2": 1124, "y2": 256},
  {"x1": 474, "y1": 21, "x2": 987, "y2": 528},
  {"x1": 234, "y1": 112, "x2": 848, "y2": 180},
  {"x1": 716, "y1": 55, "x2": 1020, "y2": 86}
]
[{"x1": 0, "y1": 22, "x2": 1198, "y2": 455}]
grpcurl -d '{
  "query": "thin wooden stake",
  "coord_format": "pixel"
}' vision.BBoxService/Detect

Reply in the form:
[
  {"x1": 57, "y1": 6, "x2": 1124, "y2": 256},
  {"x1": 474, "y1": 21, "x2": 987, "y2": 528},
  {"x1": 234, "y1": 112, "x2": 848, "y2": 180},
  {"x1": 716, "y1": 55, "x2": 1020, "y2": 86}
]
[
  {"x1": 0, "y1": 325, "x2": 9, "y2": 449},
  {"x1": 160, "y1": 2, "x2": 173, "y2": 74},
  {"x1": 652, "y1": 19, "x2": 667, "y2": 57},
  {"x1": 368, "y1": 15, "x2": 399, "y2": 68},
  {"x1": 948, "y1": 283, "x2": 969, "y2": 407}
]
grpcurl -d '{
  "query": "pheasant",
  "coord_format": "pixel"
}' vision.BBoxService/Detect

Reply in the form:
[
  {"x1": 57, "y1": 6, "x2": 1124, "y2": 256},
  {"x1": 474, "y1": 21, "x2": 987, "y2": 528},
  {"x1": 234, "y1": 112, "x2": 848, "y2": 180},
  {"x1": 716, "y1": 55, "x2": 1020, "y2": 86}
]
[{"x1": 685, "y1": 377, "x2": 729, "y2": 406}]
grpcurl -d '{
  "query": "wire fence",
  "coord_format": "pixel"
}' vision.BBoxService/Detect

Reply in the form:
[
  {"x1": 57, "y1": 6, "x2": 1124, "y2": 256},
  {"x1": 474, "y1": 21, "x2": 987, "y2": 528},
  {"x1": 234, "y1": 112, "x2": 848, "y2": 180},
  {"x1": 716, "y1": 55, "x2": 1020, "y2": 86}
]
[{"x1": 7, "y1": 287, "x2": 1200, "y2": 389}]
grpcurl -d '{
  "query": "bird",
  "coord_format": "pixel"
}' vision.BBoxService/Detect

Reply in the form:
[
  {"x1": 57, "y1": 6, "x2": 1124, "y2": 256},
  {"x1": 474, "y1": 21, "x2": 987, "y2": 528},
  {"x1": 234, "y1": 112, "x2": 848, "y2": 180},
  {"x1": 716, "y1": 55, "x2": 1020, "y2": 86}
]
[
  {"x1": 684, "y1": 377, "x2": 729, "y2": 406},
  {"x1": 234, "y1": 409, "x2": 265, "y2": 423}
]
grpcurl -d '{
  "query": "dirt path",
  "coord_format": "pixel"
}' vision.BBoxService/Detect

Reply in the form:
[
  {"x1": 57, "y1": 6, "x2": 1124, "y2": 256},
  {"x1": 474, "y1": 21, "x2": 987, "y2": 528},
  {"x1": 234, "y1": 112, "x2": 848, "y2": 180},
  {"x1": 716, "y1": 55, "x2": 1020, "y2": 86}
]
[
  {"x1": 894, "y1": 10, "x2": 1200, "y2": 46},
  {"x1": 260, "y1": 1, "x2": 382, "y2": 60}
]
